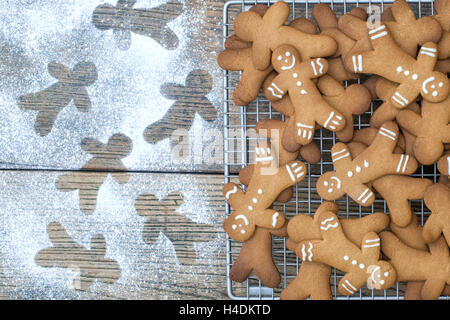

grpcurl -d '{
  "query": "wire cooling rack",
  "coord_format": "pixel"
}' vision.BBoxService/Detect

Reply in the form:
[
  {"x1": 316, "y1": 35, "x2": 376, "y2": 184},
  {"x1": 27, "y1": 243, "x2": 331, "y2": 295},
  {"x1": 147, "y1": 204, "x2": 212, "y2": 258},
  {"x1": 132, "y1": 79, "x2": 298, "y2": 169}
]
[{"x1": 222, "y1": 0, "x2": 448, "y2": 300}]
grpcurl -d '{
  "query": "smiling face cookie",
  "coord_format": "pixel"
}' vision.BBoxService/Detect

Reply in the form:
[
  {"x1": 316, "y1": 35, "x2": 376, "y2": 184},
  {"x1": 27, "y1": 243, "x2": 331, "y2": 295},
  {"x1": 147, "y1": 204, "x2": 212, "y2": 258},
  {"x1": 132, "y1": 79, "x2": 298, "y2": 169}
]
[
  {"x1": 420, "y1": 71, "x2": 449, "y2": 101},
  {"x1": 264, "y1": 45, "x2": 346, "y2": 151},
  {"x1": 366, "y1": 262, "x2": 397, "y2": 290},
  {"x1": 272, "y1": 46, "x2": 300, "y2": 72}
]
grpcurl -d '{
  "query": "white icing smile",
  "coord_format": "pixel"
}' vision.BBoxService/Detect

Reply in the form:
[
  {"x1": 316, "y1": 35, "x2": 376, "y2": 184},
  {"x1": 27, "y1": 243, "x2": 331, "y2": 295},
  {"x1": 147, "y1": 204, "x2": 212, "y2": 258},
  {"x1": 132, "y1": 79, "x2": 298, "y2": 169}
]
[{"x1": 281, "y1": 55, "x2": 296, "y2": 71}]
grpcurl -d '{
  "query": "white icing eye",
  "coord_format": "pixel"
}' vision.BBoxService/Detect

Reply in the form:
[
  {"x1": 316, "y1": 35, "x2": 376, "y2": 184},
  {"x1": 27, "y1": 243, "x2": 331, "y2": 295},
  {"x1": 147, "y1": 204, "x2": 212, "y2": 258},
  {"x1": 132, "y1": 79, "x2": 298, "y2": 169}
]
[
  {"x1": 258, "y1": 189, "x2": 262, "y2": 194},
  {"x1": 278, "y1": 55, "x2": 282, "y2": 61},
  {"x1": 404, "y1": 70, "x2": 410, "y2": 76},
  {"x1": 359, "y1": 264, "x2": 365, "y2": 269},
  {"x1": 296, "y1": 81, "x2": 302, "y2": 87},
  {"x1": 396, "y1": 66, "x2": 403, "y2": 72},
  {"x1": 412, "y1": 74, "x2": 418, "y2": 80},
  {"x1": 324, "y1": 181, "x2": 329, "y2": 186},
  {"x1": 348, "y1": 171, "x2": 353, "y2": 177},
  {"x1": 384, "y1": 272, "x2": 389, "y2": 277},
  {"x1": 380, "y1": 280, "x2": 385, "y2": 285},
  {"x1": 344, "y1": 256, "x2": 349, "y2": 261},
  {"x1": 232, "y1": 224, "x2": 237, "y2": 230},
  {"x1": 439, "y1": 82, "x2": 444, "y2": 87},
  {"x1": 286, "y1": 52, "x2": 291, "y2": 57},
  {"x1": 248, "y1": 206, "x2": 253, "y2": 211},
  {"x1": 432, "y1": 91, "x2": 438, "y2": 96},
  {"x1": 293, "y1": 73, "x2": 298, "y2": 78}
]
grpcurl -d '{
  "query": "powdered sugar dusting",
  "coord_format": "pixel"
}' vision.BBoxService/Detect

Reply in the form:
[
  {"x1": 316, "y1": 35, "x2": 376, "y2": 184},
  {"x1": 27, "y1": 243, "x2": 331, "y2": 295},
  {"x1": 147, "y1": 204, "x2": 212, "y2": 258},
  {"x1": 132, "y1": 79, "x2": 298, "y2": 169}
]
[
  {"x1": 0, "y1": 0, "x2": 223, "y2": 171},
  {"x1": 0, "y1": 171, "x2": 224, "y2": 299}
]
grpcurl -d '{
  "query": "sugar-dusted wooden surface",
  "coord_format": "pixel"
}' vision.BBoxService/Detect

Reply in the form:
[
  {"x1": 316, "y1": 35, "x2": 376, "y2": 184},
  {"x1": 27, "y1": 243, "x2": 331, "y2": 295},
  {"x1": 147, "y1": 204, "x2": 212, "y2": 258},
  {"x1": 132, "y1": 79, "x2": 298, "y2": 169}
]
[{"x1": 0, "y1": 0, "x2": 230, "y2": 300}]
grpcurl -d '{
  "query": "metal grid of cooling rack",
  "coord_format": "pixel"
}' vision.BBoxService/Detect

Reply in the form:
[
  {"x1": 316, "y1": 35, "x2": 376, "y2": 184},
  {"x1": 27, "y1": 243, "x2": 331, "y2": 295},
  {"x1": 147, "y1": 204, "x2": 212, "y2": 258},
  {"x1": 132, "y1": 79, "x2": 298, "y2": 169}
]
[{"x1": 222, "y1": 0, "x2": 447, "y2": 300}]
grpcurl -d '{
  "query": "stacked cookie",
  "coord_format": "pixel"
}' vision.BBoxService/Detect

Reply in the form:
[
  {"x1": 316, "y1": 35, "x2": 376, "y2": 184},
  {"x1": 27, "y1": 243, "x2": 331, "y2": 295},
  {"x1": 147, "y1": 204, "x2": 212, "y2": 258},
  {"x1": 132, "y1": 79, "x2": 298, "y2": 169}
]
[{"x1": 218, "y1": 0, "x2": 450, "y2": 300}]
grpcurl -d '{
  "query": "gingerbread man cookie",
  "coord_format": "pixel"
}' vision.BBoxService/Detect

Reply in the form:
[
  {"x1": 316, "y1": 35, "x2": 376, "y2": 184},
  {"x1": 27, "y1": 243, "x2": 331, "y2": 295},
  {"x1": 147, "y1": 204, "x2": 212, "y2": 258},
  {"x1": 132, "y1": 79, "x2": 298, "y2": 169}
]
[
  {"x1": 218, "y1": 5, "x2": 272, "y2": 106},
  {"x1": 317, "y1": 75, "x2": 372, "y2": 142},
  {"x1": 264, "y1": 45, "x2": 346, "y2": 151},
  {"x1": 342, "y1": 19, "x2": 449, "y2": 108},
  {"x1": 233, "y1": 1, "x2": 337, "y2": 70},
  {"x1": 380, "y1": 231, "x2": 450, "y2": 300},
  {"x1": 230, "y1": 223, "x2": 287, "y2": 288},
  {"x1": 313, "y1": 4, "x2": 368, "y2": 81},
  {"x1": 239, "y1": 119, "x2": 320, "y2": 203},
  {"x1": 396, "y1": 96, "x2": 450, "y2": 165},
  {"x1": 218, "y1": 47, "x2": 273, "y2": 106},
  {"x1": 390, "y1": 216, "x2": 450, "y2": 299},
  {"x1": 382, "y1": 0, "x2": 442, "y2": 57},
  {"x1": 433, "y1": 0, "x2": 450, "y2": 60},
  {"x1": 373, "y1": 176, "x2": 433, "y2": 227},
  {"x1": 349, "y1": 133, "x2": 432, "y2": 227},
  {"x1": 296, "y1": 210, "x2": 396, "y2": 296},
  {"x1": 317, "y1": 121, "x2": 418, "y2": 206},
  {"x1": 223, "y1": 145, "x2": 306, "y2": 242},
  {"x1": 370, "y1": 78, "x2": 421, "y2": 129},
  {"x1": 282, "y1": 202, "x2": 390, "y2": 300},
  {"x1": 422, "y1": 183, "x2": 450, "y2": 246}
]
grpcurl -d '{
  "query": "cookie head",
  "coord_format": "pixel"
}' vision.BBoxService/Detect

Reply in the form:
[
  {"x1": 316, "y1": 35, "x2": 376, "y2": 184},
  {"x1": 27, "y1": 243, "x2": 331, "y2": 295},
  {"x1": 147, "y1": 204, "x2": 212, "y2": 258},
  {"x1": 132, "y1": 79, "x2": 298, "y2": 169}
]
[
  {"x1": 366, "y1": 262, "x2": 397, "y2": 290},
  {"x1": 317, "y1": 172, "x2": 345, "y2": 200},
  {"x1": 223, "y1": 211, "x2": 255, "y2": 242},
  {"x1": 272, "y1": 45, "x2": 300, "y2": 73},
  {"x1": 420, "y1": 72, "x2": 449, "y2": 102}
]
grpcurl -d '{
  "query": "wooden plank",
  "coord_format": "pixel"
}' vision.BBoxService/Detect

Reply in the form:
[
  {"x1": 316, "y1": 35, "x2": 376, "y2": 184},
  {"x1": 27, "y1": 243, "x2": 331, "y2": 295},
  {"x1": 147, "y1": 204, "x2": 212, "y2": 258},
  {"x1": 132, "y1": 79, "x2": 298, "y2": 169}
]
[{"x1": 0, "y1": 170, "x2": 228, "y2": 299}]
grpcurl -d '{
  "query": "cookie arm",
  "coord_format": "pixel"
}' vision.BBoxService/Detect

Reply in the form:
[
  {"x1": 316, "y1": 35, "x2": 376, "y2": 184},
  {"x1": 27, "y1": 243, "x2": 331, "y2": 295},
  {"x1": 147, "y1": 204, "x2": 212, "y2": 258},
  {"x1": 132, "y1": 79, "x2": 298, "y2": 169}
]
[
  {"x1": 298, "y1": 58, "x2": 329, "y2": 79},
  {"x1": 417, "y1": 42, "x2": 439, "y2": 71},
  {"x1": 367, "y1": 121, "x2": 399, "y2": 155},
  {"x1": 422, "y1": 213, "x2": 443, "y2": 244},
  {"x1": 254, "y1": 209, "x2": 286, "y2": 230},
  {"x1": 390, "y1": 83, "x2": 419, "y2": 109},
  {"x1": 264, "y1": 75, "x2": 287, "y2": 102},
  {"x1": 278, "y1": 160, "x2": 307, "y2": 188},
  {"x1": 223, "y1": 182, "x2": 246, "y2": 209},
  {"x1": 339, "y1": 273, "x2": 366, "y2": 296},
  {"x1": 315, "y1": 211, "x2": 345, "y2": 241},
  {"x1": 330, "y1": 143, "x2": 353, "y2": 171},
  {"x1": 361, "y1": 232, "x2": 382, "y2": 260},
  {"x1": 396, "y1": 109, "x2": 422, "y2": 136},
  {"x1": 421, "y1": 279, "x2": 447, "y2": 300},
  {"x1": 348, "y1": 184, "x2": 376, "y2": 207}
]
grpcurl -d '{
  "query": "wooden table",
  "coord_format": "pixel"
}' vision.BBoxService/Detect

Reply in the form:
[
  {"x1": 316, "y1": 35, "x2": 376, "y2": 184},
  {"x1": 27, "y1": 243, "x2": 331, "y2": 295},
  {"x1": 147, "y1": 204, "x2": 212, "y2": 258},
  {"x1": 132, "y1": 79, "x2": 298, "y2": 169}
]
[{"x1": 0, "y1": 0, "x2": 231, "y2": 300}]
